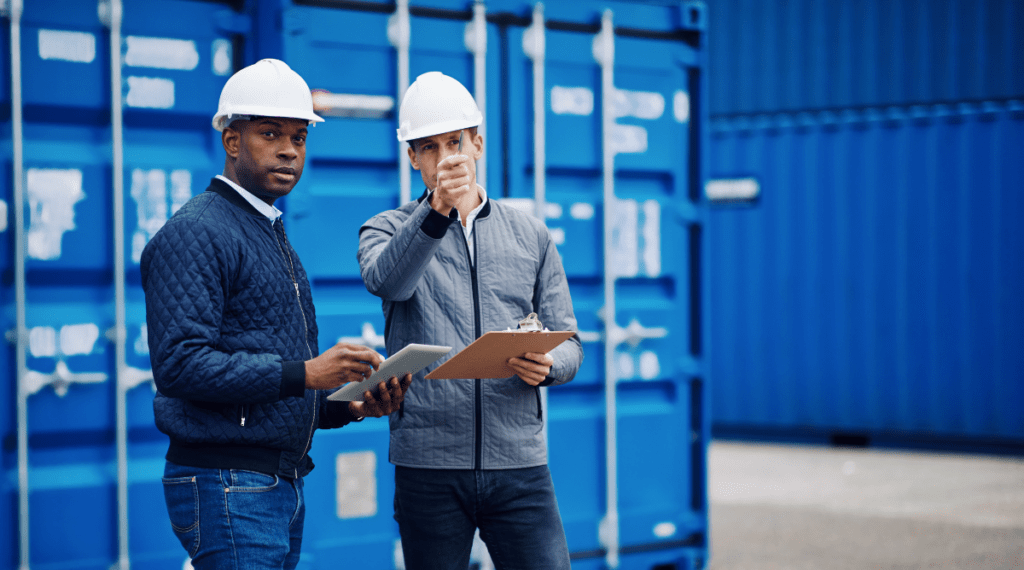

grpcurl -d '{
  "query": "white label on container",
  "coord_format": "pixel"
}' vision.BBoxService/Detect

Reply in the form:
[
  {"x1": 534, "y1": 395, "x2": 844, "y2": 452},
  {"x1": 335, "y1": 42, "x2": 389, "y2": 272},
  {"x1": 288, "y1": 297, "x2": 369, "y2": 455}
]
[
  {"x1": 135, "y1": 324, "x2": 149, "y2": 356},
  {"x1": 29, "y1": 327, "x2": 57, "y2": 358},
  {"x1": 610, "y1": 198, "x2": 639, "y2": 278},
  {"x1": 610, "y1": 198, "x2": 660, "y2": 277},
  {"x1": 641, "y1": 199, "x2": 661, "y2": 277},
  {"x1": 131, "y1": 168, "x2": 192, "y2": 262},
  {"x1": 569, "y1": 202, "x2": 594, "y2": 220},
  {"x1": 170, "y1": 170, "x2": 192, "y2": 213},
  {"x1": 60, "y1": 323, "x2": 100, "y2": 356},
  {"x1": 611, "y1": 123, "x2": 648, "y2": 154},
  {"x1": 26, "y1": 168, "x2": 85, "y2": 260},
  {"x1": 0, "y1": 200, "x2": 7, "y2": 232},
  {"x1": 674, "y1": 90, "x2": 690, "y2": 123},
  {"x1": 551, "y1": 86, "x2": 594, "y2": 116},
  {"x1": 212, "y1": 38, "x2": 232, "y2": 76},
  {"x1": 312, "y1": 91, "x2": 395, "y2": 119},
  {"x1": 126, "y1": 76, "x2": 175, "y2": 109},
  {"x1": 617, "y1": 352, "x2": 635, "y2": 379},
  {"x1": 706, "y1": 178, "x2": 761, "y2": 202},
  {"x1": 549, "y1": 227, "x2": 565, "y2": 246},
  {"x1": 639, "y1": 350, "x2": 660, "y2": 380},
  {"x1": 38, "y1": 29, "x2": 96, "y2": 63},
  {"x1": 336, "y1": 451, "x2": 377, "y2": 519},
  {"x1": 544, "y1": 202, "x2": 563, "y2": 220},
  {"x1": 125, "y1": 36, "x2": 199, "y2": 70},
  {"x1": 653, "y1": 521, "x2": 677, "y2": 538},
  {"x1": 613, "y1": 88, "x2": 665, "y2": 120}
]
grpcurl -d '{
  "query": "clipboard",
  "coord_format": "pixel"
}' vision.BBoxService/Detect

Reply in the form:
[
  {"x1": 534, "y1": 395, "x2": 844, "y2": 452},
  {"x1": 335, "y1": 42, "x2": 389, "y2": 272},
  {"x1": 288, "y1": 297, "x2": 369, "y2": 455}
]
[
  {"x1": 424, "y1": 330, "x2": 575, "y2": 379},
  {"x1": 327, "y1": 343, "x2": 452, "y2": 401}
]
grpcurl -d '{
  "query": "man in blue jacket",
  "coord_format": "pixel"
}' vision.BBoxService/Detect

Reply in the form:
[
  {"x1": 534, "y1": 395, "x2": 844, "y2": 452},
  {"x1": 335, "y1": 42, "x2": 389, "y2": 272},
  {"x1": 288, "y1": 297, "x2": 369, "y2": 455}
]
[
  {"x1": 358, "y1": 72, "x2": 583, "y2": 569},
  {"x1": 141, "y1": 59, "x2": 410, "y2": 570}
]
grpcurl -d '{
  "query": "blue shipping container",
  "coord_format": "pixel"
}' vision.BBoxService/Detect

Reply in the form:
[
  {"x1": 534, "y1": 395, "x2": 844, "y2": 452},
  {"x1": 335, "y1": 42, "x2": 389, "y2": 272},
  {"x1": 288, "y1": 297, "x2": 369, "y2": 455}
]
[
  {"x1": 4, "y1": 0, "x2": 710, "y2": 569},
  {"x1": 706, "y1": 0, "x2": 1024, "y2": 115},
  {"x1": 707, "y1": 102, "x2": 1024, "y2": 449}
]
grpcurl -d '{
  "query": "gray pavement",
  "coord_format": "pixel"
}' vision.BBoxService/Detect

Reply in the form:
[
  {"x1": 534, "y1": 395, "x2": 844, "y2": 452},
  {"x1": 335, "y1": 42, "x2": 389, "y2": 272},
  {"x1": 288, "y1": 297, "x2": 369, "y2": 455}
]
[{"x1": 706, "y1": 441, "x2": 1024, "y2": 570}]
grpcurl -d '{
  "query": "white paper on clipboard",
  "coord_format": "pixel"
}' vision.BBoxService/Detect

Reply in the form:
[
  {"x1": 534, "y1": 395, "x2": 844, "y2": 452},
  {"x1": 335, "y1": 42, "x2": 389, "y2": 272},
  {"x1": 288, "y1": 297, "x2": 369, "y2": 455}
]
[{"x1": 326, "y1": 343, "x2": 452, "y2": 401}]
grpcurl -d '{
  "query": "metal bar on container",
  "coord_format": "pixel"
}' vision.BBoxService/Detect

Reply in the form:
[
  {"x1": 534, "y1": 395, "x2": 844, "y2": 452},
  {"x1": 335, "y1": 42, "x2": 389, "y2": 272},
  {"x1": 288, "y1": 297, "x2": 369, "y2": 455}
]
[
  {"x1": 467, "y1": 1, "x2": 486, "y2": 189},
  {"x1": 107, "y1": 0, "x2": 131, "y2": 568},
  {"x1": 525, "y1": 2, "x2": 545, "y2": 220},
  {"x1": 523, "y1": 2, "x2": 548, "y2": 445},
  {"x1": 9, "y1": 0, "x2": 30, "y2": 567},
  {"x1": 389, "y1": 0, "x2": 412, "y2": 204},
  {"x1": 594, "y1": 9, "x2": 619, "y2": 570}
]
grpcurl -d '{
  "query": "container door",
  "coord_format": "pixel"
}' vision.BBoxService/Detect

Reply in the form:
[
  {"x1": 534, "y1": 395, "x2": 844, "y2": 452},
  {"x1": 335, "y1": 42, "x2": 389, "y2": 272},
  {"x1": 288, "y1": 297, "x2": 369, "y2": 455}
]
[
  {"x1": 267, "y1": 1, "x2": 410, "y2": 567},
  {"x1": 3, "y1": 0, "x2": 248, "y2": 567}
]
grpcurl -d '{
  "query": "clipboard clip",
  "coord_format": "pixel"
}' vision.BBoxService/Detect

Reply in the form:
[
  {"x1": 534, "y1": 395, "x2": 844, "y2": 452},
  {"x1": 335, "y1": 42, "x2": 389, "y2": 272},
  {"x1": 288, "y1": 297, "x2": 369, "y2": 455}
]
[{"x1": 517, "y1": 312, "x2": 545, "y2": 332}]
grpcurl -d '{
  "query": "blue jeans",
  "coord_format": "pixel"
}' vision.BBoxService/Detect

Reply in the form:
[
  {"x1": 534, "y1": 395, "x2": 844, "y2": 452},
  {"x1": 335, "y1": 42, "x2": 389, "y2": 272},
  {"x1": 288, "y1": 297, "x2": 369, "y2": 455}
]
[
  {"x1": 162, "y1": 461, "x2": 305, "y2": 570},
  {"x1": 394, "y1": 465, "x2": 571, "y2": 570}
]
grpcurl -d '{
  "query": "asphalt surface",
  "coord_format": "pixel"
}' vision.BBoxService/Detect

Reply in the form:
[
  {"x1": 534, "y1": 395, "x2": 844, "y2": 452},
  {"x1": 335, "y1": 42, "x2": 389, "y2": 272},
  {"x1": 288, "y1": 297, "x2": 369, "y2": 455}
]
[{"x1": 706, "y1": 441, "x2": 1024, "y2": 570}]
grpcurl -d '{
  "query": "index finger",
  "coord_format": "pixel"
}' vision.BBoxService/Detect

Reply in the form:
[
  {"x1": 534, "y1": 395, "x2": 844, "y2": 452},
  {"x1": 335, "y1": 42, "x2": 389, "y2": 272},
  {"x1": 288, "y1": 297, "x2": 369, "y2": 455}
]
[{"x1": 348, "y1": 347, "x2": 384, "y2": 368}]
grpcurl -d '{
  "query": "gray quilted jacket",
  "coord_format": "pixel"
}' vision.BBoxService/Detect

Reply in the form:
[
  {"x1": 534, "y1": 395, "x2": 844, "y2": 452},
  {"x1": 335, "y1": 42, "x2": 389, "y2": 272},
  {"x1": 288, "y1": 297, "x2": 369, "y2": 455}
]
[{"x1": 358, "y1": 192, "x2": 583, "y2": 469}]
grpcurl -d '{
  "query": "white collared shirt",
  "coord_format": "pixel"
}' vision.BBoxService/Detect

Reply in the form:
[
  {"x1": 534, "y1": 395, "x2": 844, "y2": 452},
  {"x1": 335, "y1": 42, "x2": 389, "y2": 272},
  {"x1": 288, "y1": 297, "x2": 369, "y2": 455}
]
[
  {"x1": 430, "y1": 185, "x2": 487, "y2": 265},
  {"x1": 216, "y1": 174, "x2": 282, "y2": 223}
]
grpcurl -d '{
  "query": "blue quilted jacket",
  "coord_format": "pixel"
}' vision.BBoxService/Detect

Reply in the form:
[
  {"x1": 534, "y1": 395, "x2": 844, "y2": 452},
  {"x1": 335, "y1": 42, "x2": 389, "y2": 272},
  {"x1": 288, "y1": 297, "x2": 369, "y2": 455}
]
[{"x1": 141, "y1": 178, "x2": 355, "y2": 479}]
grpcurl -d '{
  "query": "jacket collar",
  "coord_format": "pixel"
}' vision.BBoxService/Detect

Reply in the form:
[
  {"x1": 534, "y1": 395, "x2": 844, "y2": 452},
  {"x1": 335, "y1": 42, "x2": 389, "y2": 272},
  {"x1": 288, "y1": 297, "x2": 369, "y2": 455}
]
[{"x1": 207, "y1": 177, "x2": 264, "y2": 218}]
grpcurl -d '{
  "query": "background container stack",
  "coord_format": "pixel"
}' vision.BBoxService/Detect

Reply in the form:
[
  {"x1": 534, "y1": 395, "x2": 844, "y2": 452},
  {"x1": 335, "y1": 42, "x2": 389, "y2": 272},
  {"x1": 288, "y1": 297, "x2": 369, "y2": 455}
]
[
  {"x1": 705, "y1": 0, "x2": 1024, "y2": 451},
  {"x1": 2, "y1": 0, "x2": 710, "y2": 569}
]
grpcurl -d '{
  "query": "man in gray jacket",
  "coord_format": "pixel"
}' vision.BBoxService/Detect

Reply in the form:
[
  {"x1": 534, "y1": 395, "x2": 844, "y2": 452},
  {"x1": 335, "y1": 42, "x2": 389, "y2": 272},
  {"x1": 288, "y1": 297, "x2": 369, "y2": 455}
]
[{"x1": 357, "y1": 72, "x2": 583, "y2": 569}]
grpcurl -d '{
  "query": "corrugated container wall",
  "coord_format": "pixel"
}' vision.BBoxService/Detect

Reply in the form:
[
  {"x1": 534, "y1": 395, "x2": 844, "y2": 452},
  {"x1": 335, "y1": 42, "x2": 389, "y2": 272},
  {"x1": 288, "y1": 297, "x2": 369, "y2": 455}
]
[
  {"x1": 706, "y1": 0, "x2": 1024, "y2": 115},
  {"x1": 705, "y1": 0, "x2": 1024, "y2": 449},
  {"x1": 2, "y1": 0, "x2": 710, "y2": 569}
]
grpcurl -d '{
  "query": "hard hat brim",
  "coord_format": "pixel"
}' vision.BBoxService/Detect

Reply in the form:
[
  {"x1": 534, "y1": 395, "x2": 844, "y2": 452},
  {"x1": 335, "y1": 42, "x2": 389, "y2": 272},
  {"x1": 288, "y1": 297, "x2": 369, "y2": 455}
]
[
  {"x1": 213, "y1": 106, "x2": 325, "y2": 132},
  {"x1": 397, "y1": 115, "x2": 482, "y2": 142}
]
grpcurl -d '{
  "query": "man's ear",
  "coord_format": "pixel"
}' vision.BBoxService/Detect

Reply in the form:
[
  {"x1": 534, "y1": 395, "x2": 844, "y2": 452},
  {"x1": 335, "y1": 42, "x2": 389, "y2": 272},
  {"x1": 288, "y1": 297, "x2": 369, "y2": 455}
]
[
  {"x1": 470, "y1": 132, "x2": 484, "y2": 161},
  {"x1": 222, "y1": 126, "x2": 241, "y2": 159},
  {"x1": 407, "y1": 145, "x2": 422, "y2": 171}
]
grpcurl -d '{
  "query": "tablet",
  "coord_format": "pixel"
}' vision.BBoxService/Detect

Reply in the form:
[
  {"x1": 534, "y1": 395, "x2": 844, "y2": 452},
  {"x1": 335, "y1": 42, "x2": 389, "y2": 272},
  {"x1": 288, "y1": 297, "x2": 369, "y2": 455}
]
[{"x1": 326, "y1": 343, "x2": 452, "y2": 401}]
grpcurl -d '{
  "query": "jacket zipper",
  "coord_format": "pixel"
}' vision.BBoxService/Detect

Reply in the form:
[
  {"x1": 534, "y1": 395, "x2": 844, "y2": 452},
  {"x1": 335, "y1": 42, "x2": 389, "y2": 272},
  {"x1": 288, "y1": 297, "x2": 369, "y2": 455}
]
[
  {"x1": 271, "y1": 219, "x2": 318, "y2": 476},
  {"x1": 273, "y1": 220, "x2": 314, "y2": 358},
  {"x1": 461, "y1": 230, "x2": 483, "y2": 470}
]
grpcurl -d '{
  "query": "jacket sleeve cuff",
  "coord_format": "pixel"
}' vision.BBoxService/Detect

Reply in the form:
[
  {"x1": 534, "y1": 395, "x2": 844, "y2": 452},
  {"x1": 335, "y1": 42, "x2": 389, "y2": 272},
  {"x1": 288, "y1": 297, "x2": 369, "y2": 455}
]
[
  {"x1": 537, "y1": 376, "x2": 557, "y2": 387},
  {"x1": 320, "y1": 399, "x2": 359, "y2": 428},
  {"x1": 280, "y1": 361, "x2": 307, "y2": 399},
  {"x1": 420, "y1": 206, "x2": 457, "y2": 239}
]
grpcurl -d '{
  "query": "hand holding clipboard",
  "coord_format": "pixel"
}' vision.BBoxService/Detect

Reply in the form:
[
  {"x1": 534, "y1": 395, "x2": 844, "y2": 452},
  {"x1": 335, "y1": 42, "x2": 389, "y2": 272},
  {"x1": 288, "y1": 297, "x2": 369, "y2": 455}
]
[{"x1": 425, "y1": 314, "x2": 575, "y2": 380}]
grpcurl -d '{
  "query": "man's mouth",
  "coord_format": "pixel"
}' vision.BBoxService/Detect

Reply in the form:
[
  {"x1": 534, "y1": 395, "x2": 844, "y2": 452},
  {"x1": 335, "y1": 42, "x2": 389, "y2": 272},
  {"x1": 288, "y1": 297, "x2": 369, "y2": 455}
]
[{"x1": 271, "y1": 167, "x2": 296, "y2": 181}]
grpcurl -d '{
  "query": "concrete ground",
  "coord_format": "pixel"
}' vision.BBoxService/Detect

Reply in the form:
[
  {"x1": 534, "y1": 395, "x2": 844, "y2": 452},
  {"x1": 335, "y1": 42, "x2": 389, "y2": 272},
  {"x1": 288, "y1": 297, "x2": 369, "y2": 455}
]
[{"x1": 706, "y1": 441, "x2": 1024, "y2": 570}]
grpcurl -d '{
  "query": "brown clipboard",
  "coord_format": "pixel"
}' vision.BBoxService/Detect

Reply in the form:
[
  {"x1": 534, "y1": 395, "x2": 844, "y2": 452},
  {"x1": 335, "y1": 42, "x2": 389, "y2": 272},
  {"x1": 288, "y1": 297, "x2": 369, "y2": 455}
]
[{"x1": 424, "y1": 330, "x2": 576, "y2": 379}]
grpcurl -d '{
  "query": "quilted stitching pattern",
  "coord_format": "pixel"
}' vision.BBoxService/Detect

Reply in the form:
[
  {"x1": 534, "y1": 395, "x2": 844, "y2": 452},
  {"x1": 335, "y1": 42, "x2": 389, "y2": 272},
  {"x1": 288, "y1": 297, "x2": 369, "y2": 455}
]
[
  {"x1": 358, "y1": 196, "x2": 584, "y2": 469},
  {"x1": 142, "y1": 180, "x2": 322, "y2": 476}
]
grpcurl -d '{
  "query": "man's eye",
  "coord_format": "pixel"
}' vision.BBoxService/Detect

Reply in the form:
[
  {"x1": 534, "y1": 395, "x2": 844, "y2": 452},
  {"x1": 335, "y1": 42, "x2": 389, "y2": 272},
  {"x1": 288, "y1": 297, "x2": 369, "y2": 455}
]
[{"x1": 263, "y1": 131, "x2": 276, "y2": 138}]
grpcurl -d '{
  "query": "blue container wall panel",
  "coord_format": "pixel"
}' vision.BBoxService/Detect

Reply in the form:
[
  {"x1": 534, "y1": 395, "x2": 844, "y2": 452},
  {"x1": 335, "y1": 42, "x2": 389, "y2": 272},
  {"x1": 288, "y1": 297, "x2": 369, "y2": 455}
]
[
  {"x1": 707, "y1": 0, "x2": 1024, "y2": 116},
  {"x1": 298, "y1": 424, "x2": 400, "y2": 569},
  {"x1": 2, "y1": 0, "x2": 242, "y2": 568},
  {"x1": 708, "y1": 105, "x2": 1024, "y2": 442}
]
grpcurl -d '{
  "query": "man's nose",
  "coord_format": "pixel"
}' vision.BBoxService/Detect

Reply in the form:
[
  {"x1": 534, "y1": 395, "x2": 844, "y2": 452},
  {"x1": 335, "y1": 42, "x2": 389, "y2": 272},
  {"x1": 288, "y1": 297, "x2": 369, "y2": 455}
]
[{"x1": 278, "y1": 140, "x2": 298, "y2": 160}]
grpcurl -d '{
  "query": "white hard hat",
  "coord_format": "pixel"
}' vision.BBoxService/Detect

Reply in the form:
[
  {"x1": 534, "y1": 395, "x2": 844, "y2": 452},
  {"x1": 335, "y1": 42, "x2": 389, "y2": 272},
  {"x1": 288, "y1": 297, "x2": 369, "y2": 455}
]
[
  {"x1": 212, "y1": 59, "x2": 324, "y2": 132},
  {"x1": 397, "y1": 71, "x2": 482, "y2": 142}
]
